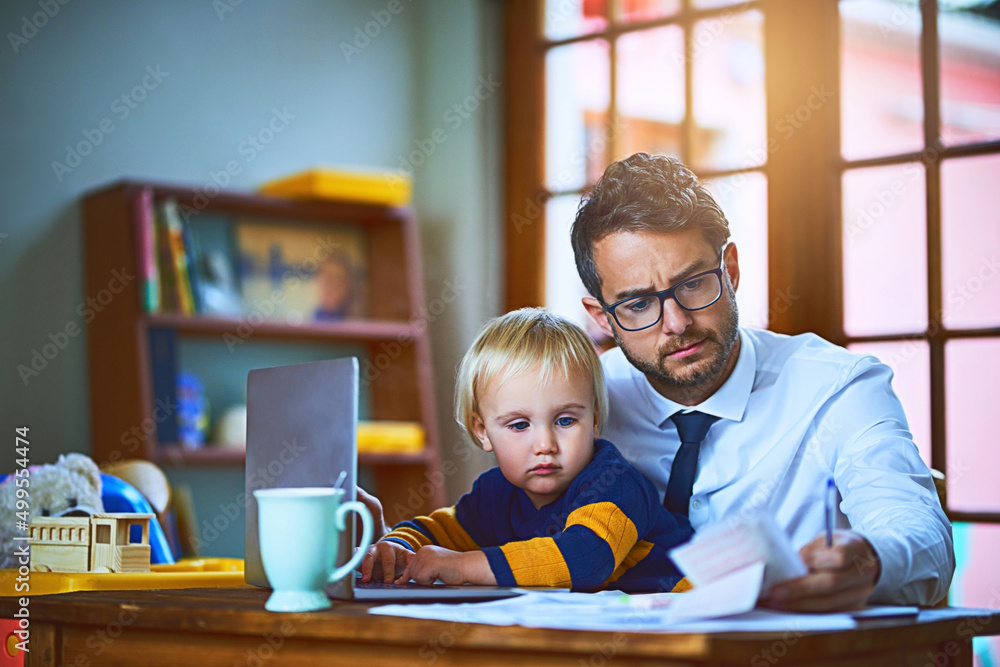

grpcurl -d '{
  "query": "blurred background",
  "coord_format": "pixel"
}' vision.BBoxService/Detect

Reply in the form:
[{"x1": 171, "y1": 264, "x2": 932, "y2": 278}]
[
  {"x1": 1, "y1": 1, "x2": 997, "y2": 660},
  {"x1": 0, "y1": 0, "x2": 503, "y2": 564}
]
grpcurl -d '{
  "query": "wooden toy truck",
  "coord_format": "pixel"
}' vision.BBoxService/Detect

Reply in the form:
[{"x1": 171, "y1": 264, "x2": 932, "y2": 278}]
[{"x1": 28, "y1": 514, "x2": 153, "y2": 573}]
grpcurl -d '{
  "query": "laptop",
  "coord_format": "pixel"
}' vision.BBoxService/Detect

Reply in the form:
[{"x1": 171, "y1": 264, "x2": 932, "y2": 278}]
[{"x1": 245, "y1": 357, "x2": 521, "y2": 602}]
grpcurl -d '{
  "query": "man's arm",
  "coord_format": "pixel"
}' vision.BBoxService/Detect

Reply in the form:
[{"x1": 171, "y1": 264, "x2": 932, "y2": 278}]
[
  {"x1": 356, "y1": 487, "x2": 390, "y2": 541},
  {"x1": 768, "y1": 359, "x2": 954, "y2": 609}
]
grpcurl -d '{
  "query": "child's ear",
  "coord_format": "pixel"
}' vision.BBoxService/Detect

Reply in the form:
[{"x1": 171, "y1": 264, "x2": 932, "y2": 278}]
[
  {"x1": 592, "y1": 411, "x2": 600, "y2": 440},
  {"x1": 472, "y1": 414, "x2": 493, "y2": 452}
]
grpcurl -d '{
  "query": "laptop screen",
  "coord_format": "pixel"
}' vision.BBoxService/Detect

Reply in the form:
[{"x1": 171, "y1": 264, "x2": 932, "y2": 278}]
[{"x1": 244, "y1": 357, "x2": 359, "y2": 600}]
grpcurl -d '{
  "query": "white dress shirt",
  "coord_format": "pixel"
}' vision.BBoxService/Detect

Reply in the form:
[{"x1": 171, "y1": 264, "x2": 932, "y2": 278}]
[{"x1": 600, "y1": 327, "x2": 955, "y2": 605}]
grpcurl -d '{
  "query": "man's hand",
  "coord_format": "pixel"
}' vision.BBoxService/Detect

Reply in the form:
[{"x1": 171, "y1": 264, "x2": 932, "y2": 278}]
[
  {"x1": 762, "y1": 530, "x2": 880, "y2": 612},
  {"x1": 359, "y1": 540, "x2": 414, "y2": 583},
  {"x1": 356, "y1": 486, "x2": 390, "y2": 542},
  {"x1": 396, "y1": 546, "x2": 497, "y2": 586}
]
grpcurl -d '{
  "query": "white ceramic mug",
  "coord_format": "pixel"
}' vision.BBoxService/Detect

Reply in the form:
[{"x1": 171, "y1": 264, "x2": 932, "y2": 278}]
[{"x1": 253, "y1": 487, "x2": 373, "y2": 612}]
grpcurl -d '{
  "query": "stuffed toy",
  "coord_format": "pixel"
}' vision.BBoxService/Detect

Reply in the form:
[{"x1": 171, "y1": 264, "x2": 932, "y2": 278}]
[{"x1": 0, "y1": 453, "x2": 104, "y2": 569}]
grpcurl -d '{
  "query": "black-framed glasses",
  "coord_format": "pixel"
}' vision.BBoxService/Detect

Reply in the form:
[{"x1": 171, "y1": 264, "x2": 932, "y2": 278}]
[{"x1": 604, "y1": 268, "x2": 725, "y2": 332}]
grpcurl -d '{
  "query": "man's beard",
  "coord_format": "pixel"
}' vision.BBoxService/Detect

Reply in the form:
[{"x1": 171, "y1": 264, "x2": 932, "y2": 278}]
[{"x1": 613, "y1": 290, "x2": 740, "y2": 391}]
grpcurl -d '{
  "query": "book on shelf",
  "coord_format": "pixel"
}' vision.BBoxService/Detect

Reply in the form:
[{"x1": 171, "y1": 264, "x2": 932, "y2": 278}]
[
  {"x1": 259, "y1": 167, "x2": 412, "y2": 206},
  {"x1": 162, "y1": 199, "x2": 196, "y2": 316},
  {"x1": 357, "y1": 421, "x2": 425, "y2": 455},
  {"x1": 154, "y1": 203, "x2": 180, "y2": 314},
  {"x1": 140, "y1": 196, "x2": 243, "y2": 317},
  {"x1": 174, "y1": 202, "x2": 203, "y2": 314},
  {"x1": 138, "y1": 196, "x2": 382, "y2": 326},
  {"x1": 137, "y1": 189, "x2": 160, "y2": 314},
  {"x1": 148, "y1": 327, "x2": 179, "y2": 444},
  {"x1": 187, "y1": 214, "x2": 243, "y2": 318}
]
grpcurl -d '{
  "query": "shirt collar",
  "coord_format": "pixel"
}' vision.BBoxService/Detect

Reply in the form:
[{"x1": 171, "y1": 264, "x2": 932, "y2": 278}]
[{"x1": 639, "y1": 327, "x2": 757, "y2": 429}]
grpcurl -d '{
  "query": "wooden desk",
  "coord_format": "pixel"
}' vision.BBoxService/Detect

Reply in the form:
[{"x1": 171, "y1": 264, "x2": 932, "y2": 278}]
[{"x1": 2, "y1": 587, "x2": 998, "y2": 666}]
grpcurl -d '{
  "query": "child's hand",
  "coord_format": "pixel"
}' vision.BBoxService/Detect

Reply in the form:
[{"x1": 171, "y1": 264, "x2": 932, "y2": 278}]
[
  {"x1": 396, "y1": 546, "x2": 496, "y2": 586},
  {"x1": 359, "y1": 541, "x2": 414, "y2": 583}
]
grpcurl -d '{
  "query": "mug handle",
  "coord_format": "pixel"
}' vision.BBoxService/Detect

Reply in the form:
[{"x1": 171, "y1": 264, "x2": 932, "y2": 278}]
[{"x1": 329, "y1": 500, "x2": 374, "y2": 583}]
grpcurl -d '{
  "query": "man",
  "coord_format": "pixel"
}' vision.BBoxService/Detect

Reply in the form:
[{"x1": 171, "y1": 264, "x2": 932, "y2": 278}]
[{"x1": 570, "y1": 152, "x2": 953, "y2": 610}]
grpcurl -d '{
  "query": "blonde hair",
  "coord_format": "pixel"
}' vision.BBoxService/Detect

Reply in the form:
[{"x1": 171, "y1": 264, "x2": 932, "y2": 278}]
[{"x1": 454, "y1": 308, "x2": 608, "y2": 448}]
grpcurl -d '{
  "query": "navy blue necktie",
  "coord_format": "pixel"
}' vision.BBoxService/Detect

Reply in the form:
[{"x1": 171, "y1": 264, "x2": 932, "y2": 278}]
[{"x1": 664, "y1": 411, "x2": 720, "y2": 516}]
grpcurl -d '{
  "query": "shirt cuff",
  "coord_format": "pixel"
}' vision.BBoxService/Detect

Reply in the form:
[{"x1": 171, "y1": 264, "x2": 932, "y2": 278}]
[{"x1": 863, "y1": 528, "x2": 950, "y2": 606}]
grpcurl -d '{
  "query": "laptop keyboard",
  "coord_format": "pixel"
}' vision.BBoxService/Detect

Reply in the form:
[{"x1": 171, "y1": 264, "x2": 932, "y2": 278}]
[{"x1": 354, "y1": 574, "x2": 442, "y2": 589}]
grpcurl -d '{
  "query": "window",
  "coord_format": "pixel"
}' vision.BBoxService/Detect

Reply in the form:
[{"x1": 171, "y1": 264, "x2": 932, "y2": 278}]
[
  {"x1": 95, "y1": 524, "x2": 111, "y2": 544},
  {"x1": 505, "y1": 1, "x2": 1000, "y2": 656},
  {"x1": 837, "y1": 1, "x2": 1000, "y2": 661},
  {"x1": 511, "y1": 0, "x2": 769, "y2": 334}
]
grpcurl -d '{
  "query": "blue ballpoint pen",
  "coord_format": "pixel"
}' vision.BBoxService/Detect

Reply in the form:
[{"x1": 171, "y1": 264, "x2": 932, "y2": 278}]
[{"x1": 825, "y1": 477, "x2": 836, "y2": 548}]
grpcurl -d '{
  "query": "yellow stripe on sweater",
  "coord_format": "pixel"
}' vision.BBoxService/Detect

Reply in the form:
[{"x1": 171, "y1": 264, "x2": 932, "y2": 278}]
[
  {"x1": 605, "y1": 539, "x2": 654, "y2": 584},
  {"x1": 671, "y1": 577, "x2": 693, "y2": 592},
  {"x1": 386, "y1": 525, "x2": 434, "y2": 551},
  {"x1": 501, "y1": 537, "x2": 572, "y2": 587},
  {"x1": 417, "y1": 507, "x2": 480, "y2": 552},
  {"x1": 604, "y1": 542, "x2": 693, "y2": 592},
  {"x1": 565, "y1": 502, "x2": 638, "y2": 568}
]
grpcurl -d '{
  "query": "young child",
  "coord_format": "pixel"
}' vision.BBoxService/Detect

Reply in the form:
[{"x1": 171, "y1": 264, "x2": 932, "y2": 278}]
[{"x1": 359, "y1": 308, "x2": 693, "y2": 592}]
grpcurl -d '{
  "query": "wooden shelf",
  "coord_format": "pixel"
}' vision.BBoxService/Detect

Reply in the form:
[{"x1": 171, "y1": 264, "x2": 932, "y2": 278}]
[
  {"x1": 155, "y1": 447, "x2": 246, "y2": 467},
  {"x1": 154, "y1": 446, "x2": 429, "y2": 468},
  {"x1": 83, "y1": 180, "x2": 446, "y2": 520},
  {"x1": 111, "y1": 178, "x2": 411, "y2": 225},
  {"x1": 143, "y1": 313, "x2": 419, "y2": 342}
]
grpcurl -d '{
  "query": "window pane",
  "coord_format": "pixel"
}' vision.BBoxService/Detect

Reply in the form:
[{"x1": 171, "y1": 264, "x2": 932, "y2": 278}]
[
  {"x1": 840, "y1": 1, "x2": 924, "y2": 161},
  {"x1": 617, "y1": 0, "x2": 680, "y2": 23},
  {"x1": 544, "y1": 0, "x2": 607, "y2": 40},
  {"x1": 617, "y1": 26, "x2": 685, "y2": 161},
  {"x1": 941, "y1": 154, "x2": 1000, "y2": 330},
  {"x1": 940, "y1": 6, "x2": 1000, "y2": 146},
  {"x1": 691, "y1": 10, "x2": 766, "y2": 171},
  {"x1": 847, "y1": 341, "x2": 931, "y2": 466},
  {"x1": 842, "y1": 163, "x2": 927, "y2": 336},
  {"x1": 546, "y1": 40, "x2": 610, "y2": 192},
  {"x1": 702, "y1": 172, "x2": 769, "y2": 329},
  {"x1": 950, "y1": 522, "x2": 1000, "y2": 664},
  {"x1": 545, "y1": 195, "x2": 608, "y2": 342},
  {"x1": 945, "y1": 338, "x2": 1000, "y2": 513},
  {"x1": 691, "y1": 0, "x2": 746, "y2": 9}
]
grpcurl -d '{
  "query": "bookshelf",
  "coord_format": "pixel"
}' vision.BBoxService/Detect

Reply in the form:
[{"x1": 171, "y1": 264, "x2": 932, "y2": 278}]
[{"x1": 81, "y1": 180, "x2": 445, "y2": 516}]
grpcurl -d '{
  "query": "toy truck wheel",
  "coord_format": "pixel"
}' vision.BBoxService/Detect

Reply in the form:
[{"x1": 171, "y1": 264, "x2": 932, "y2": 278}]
[
  {"x1": 94, "y1": 565, "x2": 112, "y2": 573},
  {"x1": 32, "y1": 564, "x2": 51, "y2": 572}
]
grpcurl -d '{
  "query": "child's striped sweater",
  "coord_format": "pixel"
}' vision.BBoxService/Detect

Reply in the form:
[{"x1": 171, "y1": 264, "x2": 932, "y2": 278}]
[{"x1": 382, "y1": 439, "x2": 693, "y2": 593}]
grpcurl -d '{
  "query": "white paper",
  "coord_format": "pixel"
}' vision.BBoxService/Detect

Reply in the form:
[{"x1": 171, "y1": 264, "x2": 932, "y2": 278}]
[
  {"x1": 663, "y1": 561, "x2": 764, "y2": 623},
  {"x1": 850, "y1": 606, "x2": 919, "y2": 619},
  {"x1": 368, "y1": 589, "x2": 866, "y2": 633},
  {"x1": 669, "y1": 512, "x2": 807, "y2": 595},
  {"x1": 367, "y1": 509, "x2": 933, "y2": 634}
]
